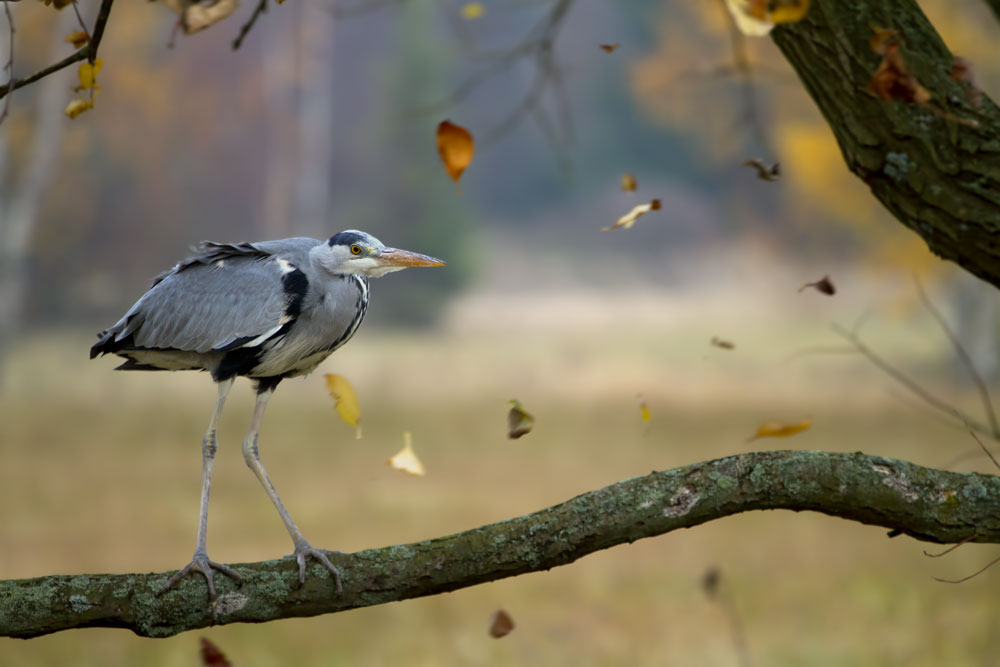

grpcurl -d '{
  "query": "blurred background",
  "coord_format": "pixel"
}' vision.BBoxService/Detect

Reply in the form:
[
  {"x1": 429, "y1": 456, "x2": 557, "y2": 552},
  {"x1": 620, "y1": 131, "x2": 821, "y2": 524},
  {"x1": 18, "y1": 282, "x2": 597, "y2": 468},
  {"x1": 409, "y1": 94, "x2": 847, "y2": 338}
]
[{"x1": 2, "y1": 0, "x2": 1000, "y2": 664}]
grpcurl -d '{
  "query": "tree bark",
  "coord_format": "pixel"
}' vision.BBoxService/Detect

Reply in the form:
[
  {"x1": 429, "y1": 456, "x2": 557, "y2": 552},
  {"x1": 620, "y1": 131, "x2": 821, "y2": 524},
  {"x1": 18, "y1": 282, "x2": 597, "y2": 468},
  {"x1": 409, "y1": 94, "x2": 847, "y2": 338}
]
[
  {"x1": 2, "y1": 450, "x2": 998, "y2": 639},
  {"x1": 771, "y1": 0, "x2": 1000, "y2": 290}
]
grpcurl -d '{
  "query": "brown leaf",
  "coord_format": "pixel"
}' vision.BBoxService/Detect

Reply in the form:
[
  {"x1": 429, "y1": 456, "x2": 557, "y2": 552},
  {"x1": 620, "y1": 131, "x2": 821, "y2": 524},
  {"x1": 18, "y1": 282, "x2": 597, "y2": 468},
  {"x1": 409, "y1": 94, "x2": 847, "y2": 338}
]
[
  {"x1": 710, "y1": 337, "x2": 735, "y2": 350},
  {"x1": 602, "y1": 199, "x2": 661, "y2": 231},
  {"x1": 436, "y1": 120, "x2": 475, "y2": 187},
  {"x1": 64, "y1": 30, "x2": 90, "y2": 49},
  {"x1": 508, "y1": 400, "x2": 534, "y2": 439},
  {"x1": 620, "y1": 172, "x2": 637, "y2": 191},
  {"x1": 489, "y1": 609, "x2": 515, "y2": 638},
  {"x1": 866, "y1": 30, "x2": 931, "y2": 105},
  {"x1": 798, "y1": 275, "x2": 836, "y2": 295},
  {"x1": 599, "y1": 43, "x2": 620, "y2": 53},
  {"x1": 950, "y1": 57, "x2": 982, "y2": 109},
  {"x1": 741, "y1": 159, "x2": 779, "y2": 181},
  {"x1": 702, "y1": 567, "x2": 721, "y2": 599},
  {"x1": 200, "y1": 637, "x2": 232, "y2": 667}
]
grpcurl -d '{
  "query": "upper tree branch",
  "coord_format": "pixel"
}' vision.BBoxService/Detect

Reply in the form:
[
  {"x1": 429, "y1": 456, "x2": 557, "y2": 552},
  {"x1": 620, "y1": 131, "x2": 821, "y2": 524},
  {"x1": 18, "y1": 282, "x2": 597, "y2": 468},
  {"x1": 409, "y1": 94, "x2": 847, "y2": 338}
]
[
  {"x1": 771, "y1": 0, "x2": 1000, "y2": 290},
  {"x1": 2, "y1": 450, "x2": 999, "y2": 639},
  {"x1": 0, "y1": 0, "x2": 115, "y2": 101}
]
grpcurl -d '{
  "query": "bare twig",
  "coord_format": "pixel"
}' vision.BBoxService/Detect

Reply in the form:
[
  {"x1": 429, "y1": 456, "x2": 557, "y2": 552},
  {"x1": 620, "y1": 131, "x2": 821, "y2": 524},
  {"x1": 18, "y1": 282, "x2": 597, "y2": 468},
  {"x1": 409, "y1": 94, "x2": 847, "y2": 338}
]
[
  {"x1": 924, "y1": 533, "x2": 978, "y2": 558},
  {"x1": 70, "y1": 0, "x2": 88, "y2": 34},
  {"x1": 0, "y1": 0, "x2": 14, "y2": 125},
  {"x1": 232, "y1": 0, "x2": 268, "y2": 51},
  {"x1": 0, "y1": 0, "x2": 114, "y2": 102},
  {"x1": 933, "y1": 553, "x2": 1000, "y2": 584},
  {"x1": 915, "y1": 277, "x2": 1000, "y2": 438},
  {"x1": 965, "y1": 424, "x2": 1000, "y2": 472}
]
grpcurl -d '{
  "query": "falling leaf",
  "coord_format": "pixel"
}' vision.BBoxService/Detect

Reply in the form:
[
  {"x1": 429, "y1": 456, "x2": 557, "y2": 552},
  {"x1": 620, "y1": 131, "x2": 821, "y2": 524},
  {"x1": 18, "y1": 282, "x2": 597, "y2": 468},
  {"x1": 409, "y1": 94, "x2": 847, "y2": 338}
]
[
  {"x1": 488, "y1": 609, "x2": 515, "y2": 638},
  {"x1": 950, "y1": 57, "x2": 982, "y2": 109},
  {"x1": 747, "y1": 418, "x2": 812, "y2": 442},
  {"x1": 798, "y1": 275, "x2": 836, "y2": 295},
  {"x1": 460, "y1": 2, "x2": 485, "y2": 19},
  {"x1": 639, "y1": 399, "x2": 651, "y2": 423},
  {"x1": 741, "y1": 159, "x2": 779, "y2": 181},
  {"x1": 200, "y1": 637, "x2": 232, "y2": 667},
  {"x1": 387, "y1": 432, "x2": 425, "y2": 476},
  {"x1": 76, "y1": 59, "x2": 103, "y2": 92},
  {"x1": 508, "y1": 399, "x2": 534, "y2": 439},
  {"x1": 601, "y1": 199, "x2": 661, "y2": 232},
  {"x1": 620, "y1": 172, "x2": 637, "y2": 192},
  {"x1": 64, "y1": 30, "x2": 90, "y2": 49},
  {"x1": 165, "y1": 0, "x2": 240, "y2": 34},
  {"x1": 599, "y1": 43, "x2": 620, "y2": 53},
  {"x1": 436, "y1": 120, "x2": 475, "y2": 188},
  {"x1": 701, "y1": 567, "x2": 721, "y2": 599},
  {"x1": 64, "y1": 98, "x2": 94, "y2": 119},
  {"x1": 710, "y1": 337, "x2": 735, "y2": 350},
  {"x1": 325, "y1": 373, "x2": 362, "y2": 439},
  {"x1": 724, "y1": 0, "x2": 773, "y2": 35}
]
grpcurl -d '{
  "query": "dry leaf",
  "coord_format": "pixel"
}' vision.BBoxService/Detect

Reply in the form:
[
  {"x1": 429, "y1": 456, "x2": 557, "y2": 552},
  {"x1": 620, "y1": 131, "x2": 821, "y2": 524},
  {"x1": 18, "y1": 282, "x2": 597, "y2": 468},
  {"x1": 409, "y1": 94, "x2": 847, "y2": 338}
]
[
  {"x1": 165, "y1": 0, "x2": 240, "y2": 34},
  {"x1": 64, "y1": 98, "x2": 94, "y2": 119},
  {"x1": 599, "y1": 43, "x2": 620, "y2": 53},
  {"x1": 436, "y1": 120, "x2": 475, "y2": 188},
  {"x1": 639, "y1": 399, "x2": 651, "y2": 423},
  {"x1": 76, "y1": 59, "x2": 103, "y2": 92},
  {"x1": 798, "y1": 275, "x2": 836, "y2": 295},
  {"x1": 950, "y1": 57, "x2": 982, "y2": 109},
  {"x1": 64, "y1": 30, "x2": 90, "y2": 49},
  {"x1": 742, "y1": 158, "x2": 779, "y2": 181},
  {"x1": 325, "y1": 373, "x2": 362, "y2": 439},
  {"x1": 508, "y1": 399, "x2": 534, "y2": 439},
  {"x1": 489, "y1": 609, "x2": 515, "y2": 638},
  {"x1": 747, "y1": 418, "x2": 812, "y2": 441},
  {"x1": 460, "y1": 2, "x2": 484, "y2": 19},
  {"x1": 866, "y1": 29, "x2": 931, "y2": 105},
  {"x1": 602, "y1": 199, "x2": 661, "y2": 231},
  {"x1": 725, "y1": 0, "x2": 810, "y2": 35},
  {"x1": 701, "y1": 567, "x2": 721, "y2": 599},
  {"x1": 387, "y1": 432, "x2": 425, "y2": 476},
  {"x1": 710, "y1": 337, "x2": 735, "y2": 350},
  {"x1": 200, "y1": 637, "x2": 232, "y2": 667},
  {"x1": 620, "y1": 172, "x2": 637, "y2": 191}
]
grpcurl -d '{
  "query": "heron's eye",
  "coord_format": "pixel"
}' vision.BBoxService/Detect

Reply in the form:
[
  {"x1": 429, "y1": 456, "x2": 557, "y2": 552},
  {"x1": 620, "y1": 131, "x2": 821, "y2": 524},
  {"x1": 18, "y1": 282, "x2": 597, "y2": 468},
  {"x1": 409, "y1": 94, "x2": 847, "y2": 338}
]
[{"x1": 350, "y1": 245, "x2": 362, "y2": 256}]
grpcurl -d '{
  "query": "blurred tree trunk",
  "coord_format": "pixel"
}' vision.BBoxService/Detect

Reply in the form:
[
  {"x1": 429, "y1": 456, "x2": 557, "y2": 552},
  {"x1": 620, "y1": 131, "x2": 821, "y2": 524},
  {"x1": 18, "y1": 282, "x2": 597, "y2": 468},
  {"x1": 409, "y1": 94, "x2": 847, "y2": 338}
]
[
  {"x1": 0, "y1": 14, "x2": 72, "y2": 386},
  {"x1": 771, "y1": 0, "x2": 1000, "y2": 291}
]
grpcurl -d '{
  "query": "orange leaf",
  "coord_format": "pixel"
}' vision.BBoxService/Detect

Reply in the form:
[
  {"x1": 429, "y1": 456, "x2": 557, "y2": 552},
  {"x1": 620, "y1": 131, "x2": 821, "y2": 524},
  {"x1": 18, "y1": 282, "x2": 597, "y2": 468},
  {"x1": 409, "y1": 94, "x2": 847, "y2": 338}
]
[
  {"x1": 436, "y1": 120, "x2": 475, "y2": 187},
  {"x1": 747, "y1": 419, "x2": 812, "y2": 441},
  {"x1": 64, "y1": 30, "x2": 90, "y2": 49}
]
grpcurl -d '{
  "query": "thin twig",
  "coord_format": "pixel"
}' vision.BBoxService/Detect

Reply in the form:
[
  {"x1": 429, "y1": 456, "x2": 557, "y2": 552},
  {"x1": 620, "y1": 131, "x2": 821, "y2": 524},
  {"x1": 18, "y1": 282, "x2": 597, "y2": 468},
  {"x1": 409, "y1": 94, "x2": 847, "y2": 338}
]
[
  {"x1": 915, "y1": 277, "x2": 1000, "y2": 438},
  {"x1": 924, "y1": 533, "x2": 978, "y2": 558},
  {"x1": 232, "y1": 0, "x2": 268, "y2": 51},
  {"x1": 965, "y1": 424, "x2": 1000, "y2": 472},
  {"x1": 933, "y1": 553, "x2": 1000, "y2": 584},
  {"x1": 0, "y1": 0, "x2": 14, "y2": 125},
  {"x1": 70, "y1": 0, "x2": 88, "y2": 34}
]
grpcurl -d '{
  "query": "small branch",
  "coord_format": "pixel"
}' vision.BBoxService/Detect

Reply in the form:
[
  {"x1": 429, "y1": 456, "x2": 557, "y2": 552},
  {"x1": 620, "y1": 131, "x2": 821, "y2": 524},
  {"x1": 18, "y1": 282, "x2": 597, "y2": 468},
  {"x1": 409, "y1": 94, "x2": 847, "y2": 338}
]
[
  {"x1": 0, "y1": 0, "x2": 14, "y2": 125},
  {"x1": 933, "y1": 553, "x2": 1000, "y2": 584},
  {"x1": 3, "y1": 450, "x2": 999, "y2": 639},
  {"x1": 914, "y1": 277, "x2": 1000, "y2": 438},
  {"x1": 86, "y1": 0, "x2": 114, "y2": 65},
  {"x1": 232, "y1": 0, "x2": 268, "y2": 51}
]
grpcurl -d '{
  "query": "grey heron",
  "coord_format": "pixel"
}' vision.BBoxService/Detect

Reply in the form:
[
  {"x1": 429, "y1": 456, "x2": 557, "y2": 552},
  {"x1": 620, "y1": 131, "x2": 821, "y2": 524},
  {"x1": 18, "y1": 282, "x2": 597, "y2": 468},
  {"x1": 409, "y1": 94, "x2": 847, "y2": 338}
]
[{"x1": 90, "y1": 230, "x2": 444, "y2": 605}]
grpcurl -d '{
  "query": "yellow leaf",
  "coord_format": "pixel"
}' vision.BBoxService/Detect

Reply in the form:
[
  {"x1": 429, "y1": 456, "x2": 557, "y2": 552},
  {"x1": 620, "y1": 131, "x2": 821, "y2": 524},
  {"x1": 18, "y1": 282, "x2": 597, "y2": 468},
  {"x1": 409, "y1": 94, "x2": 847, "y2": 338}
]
[
  {"x1": 436, "y1": 120, "x2": 475, "y2": 188},
  {"x1": 602, "y1": 199, "x2": 661, "y2": 231},
  {"x1": 508, "y1": 399, "x2": 534, "y2": 439},
  {"x1": 747, "y1": 419, "x2": 812, "y2": 442},
  {"x1": 488, "y1": 609, "x2": 515, "y2": 638},
  {"x1": 621, "y1": 172, "x2": 637, "y2": 192},
  {"x1": 460, "y1": 2, "x2": 485, "y2": 20},
  {"x1": 64, "y1": 30, "x2": 90, "y2": 49},
  {"x1": 387, "y1": 432, "x2": 425, "y2": 476},
  {"x1": 64, "y1": 98, "x2": 94, "y2": 119},
  {"x1": 76, "y1": 59, "x2": 103, "y2": 91},
  {"x1": 325, "y1": 373, "x2": 362, "y2": 439},
  {"x1": 639, "y1": 401, "x2": 651, "y2": 423}
]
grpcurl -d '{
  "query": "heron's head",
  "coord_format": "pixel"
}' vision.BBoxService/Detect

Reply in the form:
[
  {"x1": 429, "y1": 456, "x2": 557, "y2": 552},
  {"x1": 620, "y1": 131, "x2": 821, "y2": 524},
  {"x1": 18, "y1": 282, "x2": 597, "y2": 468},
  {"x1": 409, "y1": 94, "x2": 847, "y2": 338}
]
[{"x1": 317, "y1": 230, "x2": 445, "y2": 278}]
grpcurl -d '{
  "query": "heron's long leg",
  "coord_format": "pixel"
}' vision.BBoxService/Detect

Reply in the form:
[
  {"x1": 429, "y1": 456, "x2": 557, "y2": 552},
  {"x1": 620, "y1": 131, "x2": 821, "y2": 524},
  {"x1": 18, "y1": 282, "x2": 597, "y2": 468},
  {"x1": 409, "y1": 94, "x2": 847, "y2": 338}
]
[
  {"x1": 242, "y1": 387, "x2": 343, "y2": 593},
  {"x1": 159, "y1": 378, "x2": 243, "y2": 603}
]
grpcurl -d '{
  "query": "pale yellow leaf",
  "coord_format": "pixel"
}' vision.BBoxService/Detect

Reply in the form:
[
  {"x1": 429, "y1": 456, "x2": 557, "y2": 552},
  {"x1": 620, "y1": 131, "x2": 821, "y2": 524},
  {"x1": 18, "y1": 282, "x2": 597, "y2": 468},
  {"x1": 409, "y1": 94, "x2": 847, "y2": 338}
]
[
  {"x1": 601, "y1": 199, "x2": 661, "y2": 231},
  {"x1": 387, "y1": 432, "x2": 425, "y2": 476},
  {"x1": 747, "y1": 419, "x2": 812, "y2": 441},
  {"x1": 64, "y1": 98, "x2": 94, "y2": 119},
  {"x1": 460, "y1": 2, "x2": 485, "y2": 20},
  {"x1": 508, "y1": 399, "x2": 534, "y2": 439},
  {"x1": 325, "y1": 373, "x2": 362, "y2": 439}
]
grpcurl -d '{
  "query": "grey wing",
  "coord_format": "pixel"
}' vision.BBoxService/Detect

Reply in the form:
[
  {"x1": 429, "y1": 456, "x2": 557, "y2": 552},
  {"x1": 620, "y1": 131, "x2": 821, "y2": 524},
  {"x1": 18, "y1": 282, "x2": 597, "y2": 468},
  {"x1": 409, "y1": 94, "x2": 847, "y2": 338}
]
[{"x1": 95, "y1": 248, "x2": 299, "y2": 356}]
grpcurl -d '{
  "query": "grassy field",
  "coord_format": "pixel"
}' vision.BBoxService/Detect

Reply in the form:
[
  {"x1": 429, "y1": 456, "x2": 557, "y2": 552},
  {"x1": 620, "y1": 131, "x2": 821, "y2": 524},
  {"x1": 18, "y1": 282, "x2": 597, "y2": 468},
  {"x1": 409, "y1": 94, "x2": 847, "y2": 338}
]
[{"x1": 2, "y1": 289, "x2": 998, "y2": 665}]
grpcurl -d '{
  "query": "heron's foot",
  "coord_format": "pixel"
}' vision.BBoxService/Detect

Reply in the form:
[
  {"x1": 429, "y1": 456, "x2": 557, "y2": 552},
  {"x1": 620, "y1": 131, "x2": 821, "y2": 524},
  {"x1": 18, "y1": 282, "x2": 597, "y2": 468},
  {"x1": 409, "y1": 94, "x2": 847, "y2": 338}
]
[
  {"x1": 157, "y1": 553, "x2": 243, "y2": 607},
  {"x1": 285, "y1": 542, "x2": 344, "y2": 594}
]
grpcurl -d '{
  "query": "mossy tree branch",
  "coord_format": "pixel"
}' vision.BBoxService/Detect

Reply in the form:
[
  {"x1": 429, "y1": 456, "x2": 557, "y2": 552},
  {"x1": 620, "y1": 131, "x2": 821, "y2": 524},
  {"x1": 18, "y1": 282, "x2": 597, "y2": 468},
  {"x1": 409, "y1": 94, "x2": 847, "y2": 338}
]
[
  {"x1": 2, "y1": 450, "x2": 999, "y2": 639},
  {"x1": 772, "y1": 0, "x2": 1000, "y2": 290}
]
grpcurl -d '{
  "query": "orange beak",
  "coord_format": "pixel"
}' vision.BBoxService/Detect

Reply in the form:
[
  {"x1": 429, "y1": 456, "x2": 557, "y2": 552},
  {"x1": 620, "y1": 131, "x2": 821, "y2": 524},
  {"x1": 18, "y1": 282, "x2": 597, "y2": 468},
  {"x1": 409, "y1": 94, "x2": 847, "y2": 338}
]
[{"x1": 375, "y1": 248, "x2": 446, "y2": 268}]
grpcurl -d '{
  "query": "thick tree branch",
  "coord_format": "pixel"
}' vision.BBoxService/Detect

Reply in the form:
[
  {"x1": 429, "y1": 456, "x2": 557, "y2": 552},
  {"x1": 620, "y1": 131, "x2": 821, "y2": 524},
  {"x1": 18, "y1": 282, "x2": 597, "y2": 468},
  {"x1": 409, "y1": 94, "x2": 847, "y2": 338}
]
[
  {"x1": 771, "y1": 0, "x2": 1000, "y2": 290},
  {"x1": 2, "y1": 450, "x2": 999, "y2": 639}
]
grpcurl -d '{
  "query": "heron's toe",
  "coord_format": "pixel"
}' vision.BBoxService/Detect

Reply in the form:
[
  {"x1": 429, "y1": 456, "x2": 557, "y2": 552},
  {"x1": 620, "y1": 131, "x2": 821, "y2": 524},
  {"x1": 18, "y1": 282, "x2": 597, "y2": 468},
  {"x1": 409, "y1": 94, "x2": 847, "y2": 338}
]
[{"x1": 286, "y1": 543, "x2": 344, "y2": 594}]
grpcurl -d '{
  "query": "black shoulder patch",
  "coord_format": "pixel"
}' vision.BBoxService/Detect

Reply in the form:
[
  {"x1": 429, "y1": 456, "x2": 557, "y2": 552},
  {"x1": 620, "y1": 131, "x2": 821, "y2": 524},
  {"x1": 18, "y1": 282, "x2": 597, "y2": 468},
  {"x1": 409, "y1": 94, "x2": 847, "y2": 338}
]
[
  {"x1": 281, "y1": 264, "x2": 309, "y2": 320},
  {"x1": 327, "y1": 231, "x2": 367, "y2": 247}
]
